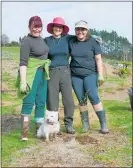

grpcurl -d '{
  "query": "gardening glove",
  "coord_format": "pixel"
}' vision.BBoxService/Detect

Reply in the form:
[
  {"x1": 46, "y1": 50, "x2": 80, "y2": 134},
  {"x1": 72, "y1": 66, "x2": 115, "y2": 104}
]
[
  {"x1": 92, "y1": 35, "x2": 102, "y2": 44},
  {"x1": 20, "y1": 81, "x2": 27, "y2": 93},
  {"x1": 98, "y1": 75, "x2": 104, "y2": 86}
]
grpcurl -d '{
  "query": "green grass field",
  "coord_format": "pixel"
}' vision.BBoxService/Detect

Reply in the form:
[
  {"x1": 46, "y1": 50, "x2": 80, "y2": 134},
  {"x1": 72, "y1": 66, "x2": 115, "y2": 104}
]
[{"x1": 2, "y1": 46, "x2": 20, "y2": 53}]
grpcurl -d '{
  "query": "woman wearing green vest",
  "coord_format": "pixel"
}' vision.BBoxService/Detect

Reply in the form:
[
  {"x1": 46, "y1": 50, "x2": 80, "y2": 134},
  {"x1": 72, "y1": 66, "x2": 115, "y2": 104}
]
[{"x1": 17, "y1": 16, "x2": 50, "y2": 141}]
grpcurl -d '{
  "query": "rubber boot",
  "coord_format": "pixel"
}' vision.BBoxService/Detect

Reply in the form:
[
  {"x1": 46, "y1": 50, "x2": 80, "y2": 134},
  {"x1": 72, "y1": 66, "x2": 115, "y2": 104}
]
[
  {"x1": 80, "y1": 110, "x2": 89, "y2": 133},
  {"x1": 65, "y1": 118, "x2": 76, "y2": 134},
  {"x1": 96, "y1": 110, "x2": 109, "y2": 134},
  {"x1": 21, "y1": 114, "x2": 30, "y2": 141},
  {"x1": 65, "y1": 125, "x2": 76, "y2": 134}
]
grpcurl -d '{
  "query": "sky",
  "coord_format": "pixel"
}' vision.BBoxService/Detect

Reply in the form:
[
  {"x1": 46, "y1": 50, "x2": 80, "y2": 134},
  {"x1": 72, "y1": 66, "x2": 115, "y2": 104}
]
[{"x1": 2, "y1": 2, "x2": 132, "y2": 43}]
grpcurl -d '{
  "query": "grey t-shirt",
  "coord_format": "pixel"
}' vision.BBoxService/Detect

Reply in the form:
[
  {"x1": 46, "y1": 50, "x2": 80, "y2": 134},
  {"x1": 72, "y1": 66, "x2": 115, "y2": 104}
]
[{"x1": 20, "y1": 34, "x2": 49, "y2": 66}]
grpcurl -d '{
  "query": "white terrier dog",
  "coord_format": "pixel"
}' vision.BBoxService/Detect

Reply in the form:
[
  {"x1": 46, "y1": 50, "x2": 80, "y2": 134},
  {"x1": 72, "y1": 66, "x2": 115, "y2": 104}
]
[{"x1": 37, "y1": 110, "x2": 60, "y2": 141}]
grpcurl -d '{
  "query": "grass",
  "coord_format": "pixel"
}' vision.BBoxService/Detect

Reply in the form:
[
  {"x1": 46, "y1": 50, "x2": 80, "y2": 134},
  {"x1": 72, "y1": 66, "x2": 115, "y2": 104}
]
[
  {"x1": 2, "y1": 72, "x2": 22, "y2": 115},
  {"x1": 103, "y1": 100, "x2": 132, "y2": 137},
  {"x1": 2, "y1": 72, "x2": 17, "y2": 89},
  {"x1": 2, "y1": 47, "x2": 20, "y2": 63},
  {"x1": 104, "y1": 87, "x2": 115, "y2": 93},
  {"x1": 2, "y1": 104, "x2": 20, "y2": 115},
  {"x1": 2, "y1": 46, "x2": 20, "y2": 53},
  {"x1": 1, "y1": 55, "x2": 132, "y2": 167},
  {"x1": 87, "y1": 100, "x2": 132, "y2": 167},
  {"x1": 2, "y1": 123, "x2": 39, "y2": 167},
  {"x1": 2, "y1": 70, "x2": 40, "y2": 167},
  {"x1": 105, "y1": 76, "x2": 126, "y2": 84}
]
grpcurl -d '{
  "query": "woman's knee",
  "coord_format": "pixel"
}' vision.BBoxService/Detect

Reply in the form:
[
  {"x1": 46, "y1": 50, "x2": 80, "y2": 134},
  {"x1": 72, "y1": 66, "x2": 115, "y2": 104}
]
[{"x1": 88, "y1": 91, "x2": 100, "y2": 105}]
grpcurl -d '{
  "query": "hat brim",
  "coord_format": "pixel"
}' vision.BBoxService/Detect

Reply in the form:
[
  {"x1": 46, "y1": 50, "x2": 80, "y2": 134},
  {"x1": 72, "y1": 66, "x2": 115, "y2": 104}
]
[
  {"x1": 47, "y1": 23, "x2": 69, "y2": 35},
  {"x1": 75, "y1": 25, "x2": 88, "y2": 30}
]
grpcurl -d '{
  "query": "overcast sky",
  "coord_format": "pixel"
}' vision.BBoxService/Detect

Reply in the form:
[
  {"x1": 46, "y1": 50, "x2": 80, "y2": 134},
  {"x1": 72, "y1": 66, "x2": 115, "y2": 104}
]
[{"x1": 2, "y1": 2, "x2": 132, "y2": 43}]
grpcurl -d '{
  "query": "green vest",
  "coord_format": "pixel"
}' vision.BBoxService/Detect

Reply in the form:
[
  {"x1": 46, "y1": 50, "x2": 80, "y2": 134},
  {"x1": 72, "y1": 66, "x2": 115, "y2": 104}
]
[{"x1": 16, "y1": 58, "x2": 51, "y2": 99}]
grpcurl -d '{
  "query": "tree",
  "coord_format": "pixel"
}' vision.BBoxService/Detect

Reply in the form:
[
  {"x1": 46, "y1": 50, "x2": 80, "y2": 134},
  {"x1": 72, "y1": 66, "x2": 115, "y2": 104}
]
[
  {"x1": 10, "y1": 41, "x2": 19, "y2": 46},
  {"x1": 1, "y1": 34, "x2": 9, "y2": 46}
]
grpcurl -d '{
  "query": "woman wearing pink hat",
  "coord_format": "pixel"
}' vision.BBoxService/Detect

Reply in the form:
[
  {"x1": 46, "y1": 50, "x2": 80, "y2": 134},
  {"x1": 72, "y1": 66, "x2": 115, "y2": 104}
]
[
  {"x1": 45, "y1": 17, "x2": 101, "y2": 134},
  {"x1": 45, "y1": 17, "x2": 76, "y2": 134}
]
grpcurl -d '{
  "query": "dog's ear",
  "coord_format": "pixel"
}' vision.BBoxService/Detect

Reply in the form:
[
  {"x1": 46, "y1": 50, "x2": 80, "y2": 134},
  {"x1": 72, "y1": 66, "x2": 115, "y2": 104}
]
[{"x1": 45, "y1": 110, "x2": 49, "y2": 115}]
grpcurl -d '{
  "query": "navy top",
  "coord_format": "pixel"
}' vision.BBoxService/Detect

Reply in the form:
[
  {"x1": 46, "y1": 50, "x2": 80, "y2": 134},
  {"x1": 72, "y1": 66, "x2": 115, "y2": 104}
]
[
  {"x1": 69, "y1": 37, "x2": 102, "y2": 77},
  {"x1": 44, "y1": 35, "x2": 73, "y2": 67}
]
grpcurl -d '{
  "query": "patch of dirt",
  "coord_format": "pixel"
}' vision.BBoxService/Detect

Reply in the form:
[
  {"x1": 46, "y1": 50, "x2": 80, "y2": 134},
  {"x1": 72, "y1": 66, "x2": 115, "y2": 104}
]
[
  {"x1": 0, "y1": 101, "x2": 15, "y2": 106},
  {"x1": 1, "y1": 115, "x2": 20, "y2": 133},
  {"x1": 8, "y1": 130, "x2": 131, "y2": 167},
  {"x1": 1, "y1": 82, "x2": 9, "y2": 91},
  {"x1": 101, "y1": 82, "x2": 119, "y2": 89},
  {"x1": 15, "y1": 105, "x2": 22, "y2": 112},
  {"x1": 10, "y1": 134, "x2": 104, "y2": 167},
  {"x1": 103, "y1": 63, "x2": 118, "y2": 78},
  {"x1": 2, "y1": 60, "x2": 18, "y2": 77},
  {"x1": 101, "y1": 89, "x2": 129, "y2": 101}
]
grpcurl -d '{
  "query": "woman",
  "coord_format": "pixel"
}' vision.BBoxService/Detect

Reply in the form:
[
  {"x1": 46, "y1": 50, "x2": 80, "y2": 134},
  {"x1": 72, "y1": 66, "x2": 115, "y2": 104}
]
[
  {"x1": 17, "y1": 16, "x2": 50, "y2": 141},
  {"x1": 44, "y1": 17, "x2": 101, "y2": 134},
  {"x1": 69, "y1": 20, "x2": 109, "y2": 134},
  {"x1": 44, "y1": 17, "x2": 75, "y2": 134}
]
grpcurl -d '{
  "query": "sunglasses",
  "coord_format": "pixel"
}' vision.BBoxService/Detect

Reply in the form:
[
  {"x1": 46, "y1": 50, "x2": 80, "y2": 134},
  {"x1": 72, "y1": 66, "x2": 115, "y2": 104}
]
[{"x1": 75, "y1": 28, "x2": 87, "y2": 31}]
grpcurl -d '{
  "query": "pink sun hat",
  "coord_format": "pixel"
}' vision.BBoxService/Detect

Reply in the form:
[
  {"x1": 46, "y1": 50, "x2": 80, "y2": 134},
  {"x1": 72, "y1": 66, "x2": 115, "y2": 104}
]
[{"x1": 47, "y1": 17, "x2": 69, "y2": 35}]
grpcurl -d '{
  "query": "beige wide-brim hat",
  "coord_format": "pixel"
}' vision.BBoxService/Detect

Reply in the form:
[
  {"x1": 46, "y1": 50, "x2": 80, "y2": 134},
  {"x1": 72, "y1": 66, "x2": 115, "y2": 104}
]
[{"x1": 75, "y1": 20, "x2": 89, "y2": 30}]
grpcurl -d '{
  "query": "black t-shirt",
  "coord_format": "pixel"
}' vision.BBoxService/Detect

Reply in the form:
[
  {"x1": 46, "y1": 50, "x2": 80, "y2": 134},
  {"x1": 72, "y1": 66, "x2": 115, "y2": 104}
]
[{"x1": 69, "y1": 37, "x2": 102, "y2": 77}]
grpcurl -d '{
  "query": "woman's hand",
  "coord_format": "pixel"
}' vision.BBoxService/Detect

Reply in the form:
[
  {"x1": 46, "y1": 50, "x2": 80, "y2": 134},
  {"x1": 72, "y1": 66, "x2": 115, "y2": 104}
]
[
  {"x1": 92, "y1": 35, "x2": 102, "y2": 44},
  {"x1": 20, "y1": 81, "x2": 27, "y2": 93},
  {"x1": 98, "y1": 75, "x2": 104, "y2": 86}
]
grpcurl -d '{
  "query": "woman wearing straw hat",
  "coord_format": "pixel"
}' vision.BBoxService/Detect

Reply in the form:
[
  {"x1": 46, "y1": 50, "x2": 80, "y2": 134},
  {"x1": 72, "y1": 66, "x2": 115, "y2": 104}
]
[
  {"x1": 45, "y1": 17, "x2": 76, "y2": 134},
  {"x1": 69, "y1": 20, "x2": 109, "y2": 134}
]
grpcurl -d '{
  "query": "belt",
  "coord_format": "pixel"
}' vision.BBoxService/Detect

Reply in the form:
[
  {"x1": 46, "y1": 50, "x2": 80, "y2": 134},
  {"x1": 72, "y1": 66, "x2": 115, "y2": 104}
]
[{"x1": 50, "y1": 65, "x2": 69, "y2": 70}]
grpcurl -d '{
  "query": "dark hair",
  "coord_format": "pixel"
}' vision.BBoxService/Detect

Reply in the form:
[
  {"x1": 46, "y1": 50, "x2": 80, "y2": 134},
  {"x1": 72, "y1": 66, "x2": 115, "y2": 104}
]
[
  {"x1": 85, "y1": 30, "x2": 91, "y2": 41},
  {"x1": 29, "y1": 16, "x2": 43, "y2": 28}
]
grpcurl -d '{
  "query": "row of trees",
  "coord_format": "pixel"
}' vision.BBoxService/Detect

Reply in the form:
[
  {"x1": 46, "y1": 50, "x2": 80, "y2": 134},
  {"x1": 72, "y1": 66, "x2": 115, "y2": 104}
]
[
  {"x1": 1, "y1": 30, "x2": 132, "y2": 61},
  {"x1": 1, "y1": 34, "x2": 19, "y2": 47},
  {"x1": 90, "y1": 29, "x2": 132, "y2": 61}
]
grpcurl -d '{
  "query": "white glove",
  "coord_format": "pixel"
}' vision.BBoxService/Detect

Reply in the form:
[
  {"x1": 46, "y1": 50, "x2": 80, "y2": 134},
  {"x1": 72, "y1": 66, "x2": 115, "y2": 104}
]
[{"x1": 20, "y1": 81, "x2": 27, "y2": 93}]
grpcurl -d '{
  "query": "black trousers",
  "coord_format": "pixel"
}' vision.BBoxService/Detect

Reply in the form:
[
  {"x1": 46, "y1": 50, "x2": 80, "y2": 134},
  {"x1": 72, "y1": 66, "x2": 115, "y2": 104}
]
[{"x1": 47, "y1": 65, "x2": 74, "y2": 127}]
